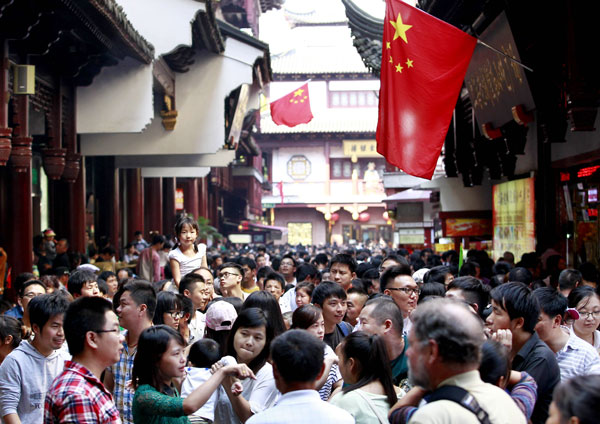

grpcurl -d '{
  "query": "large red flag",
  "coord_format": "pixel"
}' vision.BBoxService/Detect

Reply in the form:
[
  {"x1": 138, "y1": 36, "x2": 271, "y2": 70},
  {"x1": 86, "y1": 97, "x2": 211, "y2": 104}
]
[
  {"x1": 376, "y1": 0, "x2": 476, "y2": 179},
  {"x1": 270, "y1": 83, "x2": 313, "y2": 127}
]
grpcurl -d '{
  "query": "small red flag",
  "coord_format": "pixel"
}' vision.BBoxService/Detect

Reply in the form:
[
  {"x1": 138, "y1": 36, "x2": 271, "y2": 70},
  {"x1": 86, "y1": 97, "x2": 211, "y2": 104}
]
[
  {"x1": 270, "y1": 83, "x2": 313, "y2": 127},
  {"x1": 376, "y1": 0, "x2": 476, "y2": 179}
]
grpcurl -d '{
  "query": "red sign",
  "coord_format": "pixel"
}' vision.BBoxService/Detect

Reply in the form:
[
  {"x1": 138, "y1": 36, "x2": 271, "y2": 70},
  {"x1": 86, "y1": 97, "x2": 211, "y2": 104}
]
[
  {"x1": 577, "y1": 165, "x2": 600, "y2": 178},
  {"x1": 445, "y1": 218, "x2": 492, "y2": 237}
]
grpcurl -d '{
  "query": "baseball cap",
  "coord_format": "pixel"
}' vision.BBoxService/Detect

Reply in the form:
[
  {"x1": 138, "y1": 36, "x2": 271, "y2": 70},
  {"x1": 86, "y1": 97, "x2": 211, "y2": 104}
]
[
  {"x1": 43, "y1": 228, "x2": 56, "y2": 237},
  {"x1": 205, "y1": 301, "x2": 237, "y2": 331},
  {"x1": 77, "y1": 263, "x2": 100, "y2": 273}
]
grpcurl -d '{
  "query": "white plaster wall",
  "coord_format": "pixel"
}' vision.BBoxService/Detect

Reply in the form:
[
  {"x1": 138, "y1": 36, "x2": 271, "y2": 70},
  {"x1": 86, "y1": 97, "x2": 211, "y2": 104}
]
[
  {"x1": 118, "y1": 0, "x2": 202, "y2": 56},
  {"x1": 272, "y1": 146, "x2": 327, "y2": 182},
  {"x1": 81, "y1": 38, "x2": 263, "y2": 156},
  {"x1": 77, "y1": 57, "x2": 153, "y2": 133},
  {"x1": 420, "y1": 175, "x2": 493, "y2": 212}
]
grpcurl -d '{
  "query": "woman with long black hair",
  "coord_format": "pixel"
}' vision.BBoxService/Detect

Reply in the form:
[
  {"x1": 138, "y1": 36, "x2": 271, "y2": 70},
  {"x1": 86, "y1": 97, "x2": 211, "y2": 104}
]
[{"x1": 330, "y1": 331, "x2": 398, "y2": 423}]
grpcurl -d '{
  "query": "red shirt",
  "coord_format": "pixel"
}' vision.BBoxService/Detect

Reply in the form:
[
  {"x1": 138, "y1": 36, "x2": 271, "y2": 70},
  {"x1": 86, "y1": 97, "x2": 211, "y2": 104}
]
[{"x1": 44, "y1": 360, "x2": 121, "y2": 423}]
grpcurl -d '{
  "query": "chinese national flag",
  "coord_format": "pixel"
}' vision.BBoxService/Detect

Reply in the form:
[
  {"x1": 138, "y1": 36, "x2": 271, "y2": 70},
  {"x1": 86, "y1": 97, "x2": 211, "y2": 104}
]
[
  {"x1": 376, "y1": 0, "x2": 476, "y2": 179},
  {"x1": 270, "y1": 83, "x2": 313, "y2": 127}
]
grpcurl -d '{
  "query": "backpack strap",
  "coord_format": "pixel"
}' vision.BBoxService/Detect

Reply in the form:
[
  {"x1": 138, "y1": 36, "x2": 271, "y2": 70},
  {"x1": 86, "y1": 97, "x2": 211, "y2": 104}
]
[
  {"x1": 425, "y1": 385, "x2": 491, "y2": 424},
  {"x1": 338, "y1": 321, "x2": 353, "y2": 337}
]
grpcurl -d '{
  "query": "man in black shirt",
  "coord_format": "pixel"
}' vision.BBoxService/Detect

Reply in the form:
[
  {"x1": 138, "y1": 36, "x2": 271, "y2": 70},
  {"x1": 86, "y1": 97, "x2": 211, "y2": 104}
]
[
  {"x1": 312, "y1": 281, "x2": 352, "y2": 350},
  {"x1": 486, "y1": 282, "x2": 560, "y2": 424}
]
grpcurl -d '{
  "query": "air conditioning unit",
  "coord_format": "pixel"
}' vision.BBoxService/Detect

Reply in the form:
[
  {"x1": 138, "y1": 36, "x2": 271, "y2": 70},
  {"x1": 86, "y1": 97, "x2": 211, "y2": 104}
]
[{"x1": 13, "y1": 65, "x2": 35, "y2": 95}]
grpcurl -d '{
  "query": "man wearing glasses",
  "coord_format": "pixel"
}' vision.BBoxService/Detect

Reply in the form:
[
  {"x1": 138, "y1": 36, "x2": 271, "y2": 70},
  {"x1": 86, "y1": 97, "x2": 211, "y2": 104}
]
[
  {"x1": 218, "y1": 262, "x2": 246, "y2": 300},
  {"x1": 5, "y1": 279, "x2": 46, "y2": 325},
  {"x1": 380, "y1": 264, "x2": 420, "y2": 336},
  {"x1": 45, "y1": 296, "x2": 124, "y2": 423}
]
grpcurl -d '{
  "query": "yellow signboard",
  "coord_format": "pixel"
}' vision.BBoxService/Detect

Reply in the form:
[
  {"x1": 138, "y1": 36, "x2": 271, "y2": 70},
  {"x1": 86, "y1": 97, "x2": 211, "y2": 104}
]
[
  {"x1": 492, "y1": 177, "x2": 535, "y2": 262},
  {"x1": 343, "y1": 140, "x2": 381, "y2": 160},
  {"x1": 287, "y1": 223, "x2": 312, "y2": 246}
]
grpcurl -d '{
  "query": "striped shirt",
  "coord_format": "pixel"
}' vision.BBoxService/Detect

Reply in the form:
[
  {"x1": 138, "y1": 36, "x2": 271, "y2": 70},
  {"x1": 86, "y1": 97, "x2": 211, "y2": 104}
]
[
  {"x1": 557, "y1": 327, "x2": 600, "y2": 381},
  {"x1": 318, "y1": 345, "x2": 341, "y2": 400},
  {"x1": 109, "y1": 332, "x2": 136, "y2": 424}
]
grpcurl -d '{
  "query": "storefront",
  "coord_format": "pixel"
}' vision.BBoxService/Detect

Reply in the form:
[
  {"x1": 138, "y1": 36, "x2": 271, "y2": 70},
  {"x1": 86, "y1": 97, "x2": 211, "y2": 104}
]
[{"x1": 557, "y1": 161, "x2": 600, "y2": 267}]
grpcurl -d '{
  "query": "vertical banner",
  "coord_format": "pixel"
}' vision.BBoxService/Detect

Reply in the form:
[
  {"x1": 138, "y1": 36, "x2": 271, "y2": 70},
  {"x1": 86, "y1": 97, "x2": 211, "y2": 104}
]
[{"x1": 493, "y1": 177, "x2": 535, "y2": 261}]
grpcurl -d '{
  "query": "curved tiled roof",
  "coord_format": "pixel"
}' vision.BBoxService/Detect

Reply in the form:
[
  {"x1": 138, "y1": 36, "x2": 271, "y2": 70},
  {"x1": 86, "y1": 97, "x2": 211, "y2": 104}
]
[
  {"x1": 341, "y1": 0, "x2": 383, "y2": 75},
  {"x1": 86, "y1": 0, "x2": 155, "y2": 63}
]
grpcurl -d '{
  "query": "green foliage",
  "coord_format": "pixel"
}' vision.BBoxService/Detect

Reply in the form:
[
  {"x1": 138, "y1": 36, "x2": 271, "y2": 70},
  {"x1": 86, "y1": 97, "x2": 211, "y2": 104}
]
[{"x1": 195, "y1": 215, "x2": 223, "y2": 241}]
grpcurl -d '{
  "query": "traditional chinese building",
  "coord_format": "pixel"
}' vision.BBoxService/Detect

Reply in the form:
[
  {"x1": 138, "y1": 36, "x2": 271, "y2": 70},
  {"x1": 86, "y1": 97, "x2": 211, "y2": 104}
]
[
  {"x1": 255, "y1": 0, "x2": 395, "y2": 246},
  {"x1": 0, "y1": 0, "x2": 154, "y2": 285},
  {"x1": 343, "y1": 0, "x2": 600, "y2": 262}
]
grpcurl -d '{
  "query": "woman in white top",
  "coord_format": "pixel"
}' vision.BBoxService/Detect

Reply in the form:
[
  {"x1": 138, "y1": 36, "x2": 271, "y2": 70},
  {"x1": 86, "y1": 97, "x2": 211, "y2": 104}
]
[
  {"x1": 168, "y1": 216, "x2": 207, "y2": 288},
  {"x1": 213, "y1": 307, "x2": 279, "y2": 423},
  {"x1": 330, "y1": 332, "x2": 398, "y2": 424},
  {"x1": 568, "y1": 286, "x2": 600, "y2": 353}
]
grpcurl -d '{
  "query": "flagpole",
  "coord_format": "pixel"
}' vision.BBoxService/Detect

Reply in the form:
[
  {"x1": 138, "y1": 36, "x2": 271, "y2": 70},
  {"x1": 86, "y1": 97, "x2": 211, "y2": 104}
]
[{"x1": 476, "y1": 40, "x2": 534, "y2": 73}]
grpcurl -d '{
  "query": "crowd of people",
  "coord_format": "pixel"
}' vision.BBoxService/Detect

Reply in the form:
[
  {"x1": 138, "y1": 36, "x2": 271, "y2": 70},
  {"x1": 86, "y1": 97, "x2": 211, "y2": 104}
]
[{"x1": 1, "y1": 215, "x2": 600, "y2": 423}]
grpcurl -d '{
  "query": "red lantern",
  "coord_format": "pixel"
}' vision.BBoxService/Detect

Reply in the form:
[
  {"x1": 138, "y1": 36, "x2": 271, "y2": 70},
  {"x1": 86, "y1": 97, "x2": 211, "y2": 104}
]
[
  {"x1": 331, "y1": 213, "x2": 339, "y2": 222},
  {"x1": 358, "y1": 212, "x2": 370, "y2": 222}
]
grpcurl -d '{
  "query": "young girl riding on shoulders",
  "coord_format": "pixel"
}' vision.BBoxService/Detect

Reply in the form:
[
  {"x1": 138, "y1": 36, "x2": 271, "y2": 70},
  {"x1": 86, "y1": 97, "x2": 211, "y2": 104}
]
[{"x1": 169, "y1": 217, "x2": 208, "y2": 289}]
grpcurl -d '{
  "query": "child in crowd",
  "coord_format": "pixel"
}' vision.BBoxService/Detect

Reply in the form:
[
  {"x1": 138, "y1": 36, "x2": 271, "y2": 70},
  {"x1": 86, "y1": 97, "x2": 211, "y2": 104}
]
[
  {"x1": 291, "y1": 304, "x2": 342, "y2": 400},
  {"x1": 131, "y1": 325, "x2": 254, "y2": 424},
  {"x1": 169, "y1": 217, "x2": 208, "y2": 289},
  {"x1": 295, "y1": 282, "x2": 315, "y2": 308},
  {"x1": 181, "y1": 339, "x2": 223, "y2": 424}
]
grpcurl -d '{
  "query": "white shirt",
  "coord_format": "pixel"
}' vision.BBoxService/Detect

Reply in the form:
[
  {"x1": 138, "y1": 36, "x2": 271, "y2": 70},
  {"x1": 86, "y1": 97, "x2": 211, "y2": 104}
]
[
  {"x1": 188, "y1": 311, "x2": 206, "y2": 343},
  {"x1": 168, "y1": 244, "x2": 207, "y2": 279},
  {"x1": 246, "y1": 390, "x2": 354, "y2": 424},
  {"x1": 557, "y1": 327, "x2": 600, "y2": 380},
  {"x1": 214, "y1": 362, "x2": 280, "y2": 424},
  {"x1": 180, "y1": 367, "x2": 220, "y2": 421},
  {"x1": 280, "y1": 283, "x2": 298, "y2": 313}
]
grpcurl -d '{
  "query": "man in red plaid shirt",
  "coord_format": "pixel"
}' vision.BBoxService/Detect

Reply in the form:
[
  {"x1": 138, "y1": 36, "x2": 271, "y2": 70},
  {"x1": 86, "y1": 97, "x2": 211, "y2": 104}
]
[{"x1": 44, "y1": 297, "x2": 124, "y2": 423}]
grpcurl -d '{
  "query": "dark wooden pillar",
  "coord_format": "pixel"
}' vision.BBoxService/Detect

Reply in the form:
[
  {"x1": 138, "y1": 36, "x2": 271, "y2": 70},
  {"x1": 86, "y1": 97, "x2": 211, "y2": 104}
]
[
  {"x1": 8, "y1": 94, "x2": 33, "y2": 276},
  {"x1": 183, "y1": 178, "x2": 199, "y2": 219},
  {"x1": 199, "y1": 176, "x2": 209, "y2": 219},
  {"x1": 0, "y1": 40, "x2": 11, "y2": 166},
  {"x1": 126, "y1": 168, "x2": 144, "y2": 242},
  {"x1": 94, "y1": 157, "x2": 120, "y2": 252},
  {"x1": 68, "y1": 164, "x2": 86, "y2": 253},
  {"x1": 163, "y1": 177, "x2": 176, "y2": 236},
  {"x1": 144, "y1": 177, "x2": 163, "y2": 237},
  {"x1": 64, "y1": 87, "x2": 85, "y2": 253}
]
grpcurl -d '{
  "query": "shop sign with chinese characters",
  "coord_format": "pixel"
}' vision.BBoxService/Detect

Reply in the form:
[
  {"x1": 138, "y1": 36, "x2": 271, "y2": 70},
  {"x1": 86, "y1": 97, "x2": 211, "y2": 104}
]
[{"x1": 492, "y1": 177, "x2": 535, "y2": 261}]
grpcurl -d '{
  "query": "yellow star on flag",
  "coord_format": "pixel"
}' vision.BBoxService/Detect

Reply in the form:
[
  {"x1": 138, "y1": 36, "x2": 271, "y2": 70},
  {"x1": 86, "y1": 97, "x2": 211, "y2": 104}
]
[
  {"x1": 390, "y1": 12, "x2": 412, "y2": 44},
  {"x1": 386, "y1": 41, "x2": 391, "y2": 49},
  {"x1": 293, "y1": 88, "x2": 304, "y2": 97},
  {"x1": 389, "y1": 56, "x2": 393, "y2": 63},
  {"x1": 395, "y1": 64, "x2": 403, "y2": 73},
  {"x1": 406, "y1": 58, "x2": 413, "y2": 68}
]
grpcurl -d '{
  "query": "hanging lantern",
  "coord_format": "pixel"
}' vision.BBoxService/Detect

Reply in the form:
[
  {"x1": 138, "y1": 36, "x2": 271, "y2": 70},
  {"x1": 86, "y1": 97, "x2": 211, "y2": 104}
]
[
  {"x1": 352, "y1": 211, "x2": 359, "y2": 220},
  {"x1": 383, "y1": 211, "x2": 389, "y2": 220},
  {"x1": 331, "y1": 212, "x2": 339, "y2": 222},
  {"x1": 358, "y1": 212, "x2": 370, "y2": 222},
  {"x1": 324, "y1": 212, "x2": 331, "y2": 221}
]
